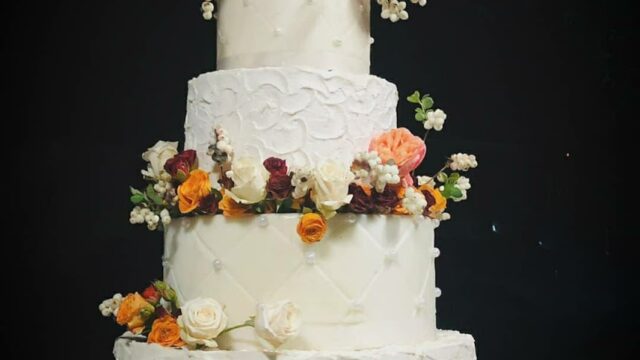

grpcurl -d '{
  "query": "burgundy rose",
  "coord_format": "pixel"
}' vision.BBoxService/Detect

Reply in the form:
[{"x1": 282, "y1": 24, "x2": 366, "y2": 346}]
[
  {"x1": 421, "y1": 188, "x2": 436, "y2": 217},
  {"x1": 348, "y1": 183, "x2": 374, "y2": 214},
  {"x1": 199, "y1": 193, "x2": 219, "y2": 214},
  {"x1": 373, "y1": 187, "x2": 400, "y2": 214},
  {"x1": 267, "y1": 173, "x2": 292, "y2": 200},
  {"x1": 164, "y1": 150, "x2": 198, "y2": 182},
  {"x1": 142, "y1": 285, "x2": 161, "y2": 304},
  {"x1": 263, "y1": 157, "x2": 288, "y2": 176}
]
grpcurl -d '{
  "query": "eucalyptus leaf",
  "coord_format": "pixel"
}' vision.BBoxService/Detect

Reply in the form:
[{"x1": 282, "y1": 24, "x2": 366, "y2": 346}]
[
  {"x1": 447, "y1": 172, "x2": 461, "y2": 184},
  {"x1": 415, "y1": 112, "x2": 427, "y2": 121},
  {"x1": 146, "y1": 184, "x2": 164, "y2": 205},
  {"x1": 436, "y1": 172, "x2": 448, "y2": 183},
  {"x1": 420, "y1": 96, "x2": 434, "y2": 110},
  {"x1": 130, "y1": 186, "x2": 143, "y2": 196},
  {"x1": 407, "y1": 91, "x2": 421, "y2": 104},
  {"x1": 277, "y1": 198, "x2": 294, "y2": 213},
  {"x1": 130, "y1": 194, "x2": 146, "y2": 205}
]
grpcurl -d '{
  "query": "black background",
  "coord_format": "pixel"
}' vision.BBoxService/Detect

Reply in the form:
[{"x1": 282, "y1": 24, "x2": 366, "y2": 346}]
[{"x1": 5, "y1": 1, "x2": 637, "y2": 359}]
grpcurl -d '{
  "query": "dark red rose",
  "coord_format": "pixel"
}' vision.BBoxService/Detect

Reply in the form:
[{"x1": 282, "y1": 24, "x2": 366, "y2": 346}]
[
  {"x1": 199, "y1": 193, "x2": 219, "y2": 214},
  {"x1": 373, "y1": 187, "x2": 400, "y2": 214},
  {"x1": 263, "y1": 157, "x2": 288, "y2": 175},
  {"x1": 142, "y1": 285, "x2": 161, "y2": 304},
  {"x1": 348, "y1": 184, "x2": 374, "y2": 214},
  {"x1": 267, "y1": 174, "x2": 292, "y2": 200},
  {"x1": 421, "y1": 188, "x2": 436, "y2": 217},
  {"x1": 164, "y1": 150, "x2": 198, "y2": 182}
]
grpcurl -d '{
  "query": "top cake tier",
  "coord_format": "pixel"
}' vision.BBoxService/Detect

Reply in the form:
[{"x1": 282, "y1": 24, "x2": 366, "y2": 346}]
[{"x1": 216, "y1": 0, "x2": 371, "y2": 74}]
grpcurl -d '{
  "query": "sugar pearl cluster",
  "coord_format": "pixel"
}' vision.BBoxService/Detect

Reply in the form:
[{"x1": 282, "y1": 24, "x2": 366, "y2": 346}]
[
  {"x1": 201, "y1": 1, "x2": 215, "y2": 20},
  {"x1": 378, "y1": 0, "x2": 427, "y2": 23},
  {"x1": 130, "y1": 207, "x2": 171, "y2": 230},
  {"x1": 424, "y1": 109, "x2": 447, "y2": 131},
  {"x1": 449, "y1": 153, "x2": 479, "y2": 171},
  {"x1": 98, "y1": 293, "x2": 123, "y2": 317},
  {"x1": 208, "y1": 125, "x2": 234, "y2": 164},
  {"x1": 453, "y1": 176, "x2": 471, "y2": 202},
  {"x1": 402, "y1": 187, "x2": 428, "y2": 215},
  {"x1": 353, "y1": 151, "x2": 401, "y2": 192}
]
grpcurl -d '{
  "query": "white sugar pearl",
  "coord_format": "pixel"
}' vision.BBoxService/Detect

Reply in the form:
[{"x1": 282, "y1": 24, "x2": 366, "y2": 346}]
[
  {"x1": 213, "y1": 259, "x2": 223, "y2": 271},
  {"x1": 432, "y1": 248, "x2": 441, "y2": 258},
  {"x1": 257, "y1": 215, "x2": 269, "y2": 227},
  {"x1": 435, "y1": 287, "x2": 442, "y2": 298},
  {"x1": 346, "y1": 213, "x2": 358, "y2": 224},
  {"x1": 304, "y1": 251, "x2": 316, "y2": 265}
]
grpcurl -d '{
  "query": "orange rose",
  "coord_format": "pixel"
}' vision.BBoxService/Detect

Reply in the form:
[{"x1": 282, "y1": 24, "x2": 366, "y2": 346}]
[
  {"x1": 219, "y1": 193, "x2": 250, "y2": 217},
  {"x1": 297, "y1": 213, "x2": 327, "y2": 244},
  {"x1": 116, "y1": 293, "x2": 154, "y2": 334},
  {"x1": 178, "y1": 169, "x2": 211, "y2": 213},
  {"x1": 392, "y1": 187, "x2": 410, "y2": 215},
  {"x1": 369, "y1": 128, "x2": 426, "y2": 186},
  {"x1": 419, "y1": 184, "x2": 447, "y2": 218},
  {"x1": 147, "y1": 316, "x2": 185, "y2": 348}
]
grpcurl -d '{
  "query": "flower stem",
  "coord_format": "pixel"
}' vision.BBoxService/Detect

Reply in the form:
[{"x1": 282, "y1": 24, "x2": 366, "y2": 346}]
[{"x1": 219, "y1": 320, "x2": 255, "y2": 336}]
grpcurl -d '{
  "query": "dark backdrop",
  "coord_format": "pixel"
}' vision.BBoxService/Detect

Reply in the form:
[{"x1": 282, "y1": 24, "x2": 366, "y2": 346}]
[{"x1": 5, "y1": 1, "x2": 636, "y2": 359}]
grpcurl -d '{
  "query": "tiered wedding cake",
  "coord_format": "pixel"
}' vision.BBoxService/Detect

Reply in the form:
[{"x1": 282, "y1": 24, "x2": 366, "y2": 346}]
[{"x1": 107, "y1": 1, "x2": 477, "y2": 359}]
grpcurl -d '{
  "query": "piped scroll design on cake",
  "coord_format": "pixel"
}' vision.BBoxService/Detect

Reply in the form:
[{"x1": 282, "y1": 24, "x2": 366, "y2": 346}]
[
  {"x1": 185, "y1": 68, "x2": 398, "y2": 172},
  {"x1": 128, "y1": 90, "x2": 478, "y2": 241}
]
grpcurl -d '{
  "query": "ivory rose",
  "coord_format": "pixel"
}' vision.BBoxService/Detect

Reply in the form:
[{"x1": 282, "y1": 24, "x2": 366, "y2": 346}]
[
  {"x1": 255, "y1": 300, "x2": 302, "y2": 348},
  {"x1": 226, "y1": 157, "x2": 269, "y2": 204},
  {"x1": 177, "y1": 298, "x2": 228, "y2": 349},
  {"x1": 311, "y1": 160, "x2": 354, "y2": 219},
  {"x1": 369, "y1": 128, "x2": 426, "y2": 186},
  {"x1": 141, "y1": 141, "x2": 179, "y2": 179},
  {"x1": 115, "y1": 293, "x2": 154, "y2": 334},
  {"x1": 178, "y1": 169, "x2": 211, "y2": 214},
  {"x1": 148, "y1": 316, "x2": 185, "y2": 348}
]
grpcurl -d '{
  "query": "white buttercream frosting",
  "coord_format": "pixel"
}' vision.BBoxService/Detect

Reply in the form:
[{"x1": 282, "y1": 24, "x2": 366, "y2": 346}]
[
  {"x1": 113, "y1": 330, "x2": 476, "y2": 360},
  {"x1": 216, "y1": 0, "x2": 371, "y2": 74},
  {"x1": 163, "y1": 214, "x2": 437, "y2": 351},
  {"x1": 184, "y1": 67, "x2": 397, "y2": 173}
]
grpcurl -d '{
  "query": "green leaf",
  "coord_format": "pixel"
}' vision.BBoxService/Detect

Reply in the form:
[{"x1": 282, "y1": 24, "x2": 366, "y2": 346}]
[
  {"x1": 415, "y1": 108, "x2": 427, "y2": 121},
  {"x1": 436, "y1": 172, "x2": 448, "y2": 183},
  {"x1": 146, "y1": 184, "x2": 164, "y2": 205},
  {"x1": 420, "y1": 96, "x2": 434, "y2": 110},
  {"x1": 407, "y1": 91, "x2": 421, "y2": 104},
  {"x1": 130, "y1": 194, "x2": 146, "y2": 205},
  {"x1": 447, "y1": 172, "x2": 461, "y2": 184},
  {"x1": 130, "y1": 186, "x2": 143, "y2": 196},
  {"x1": 449, "y1": 187, "x2": 463, "y2": 198},
  {"x1": 441, "y1": 183, "x2": 463, "y2": 199},
  {"x1": 277, "y1": 198, "x2": 294, "y2": 213}
]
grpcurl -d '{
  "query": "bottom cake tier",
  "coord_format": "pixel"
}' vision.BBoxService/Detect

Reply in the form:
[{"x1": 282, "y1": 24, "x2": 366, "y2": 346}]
[{"x1": 113, "y1": 330, "x2": 476, "y2": 360}]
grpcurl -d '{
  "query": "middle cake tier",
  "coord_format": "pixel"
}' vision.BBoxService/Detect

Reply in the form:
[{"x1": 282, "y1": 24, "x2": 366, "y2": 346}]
[{"x1": 184, "y1": 67, "x2": 398, "y2": 172}]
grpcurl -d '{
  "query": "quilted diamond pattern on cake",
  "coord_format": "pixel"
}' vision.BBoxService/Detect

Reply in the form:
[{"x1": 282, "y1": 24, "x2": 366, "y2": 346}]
[{"x1": 218, "y1": 220, "x2": 303, "y2": 301}]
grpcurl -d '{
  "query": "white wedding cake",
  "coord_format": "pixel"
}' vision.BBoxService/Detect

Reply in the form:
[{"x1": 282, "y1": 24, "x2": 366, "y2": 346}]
[{"x1": 107, "y1": 1, "x2": 477, "y2": 359}]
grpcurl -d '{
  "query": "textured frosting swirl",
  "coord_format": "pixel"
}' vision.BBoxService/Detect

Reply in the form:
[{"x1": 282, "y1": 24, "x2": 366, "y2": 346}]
[{"x1": 184, "y1": 67, "x2": 398, "y2": 172}]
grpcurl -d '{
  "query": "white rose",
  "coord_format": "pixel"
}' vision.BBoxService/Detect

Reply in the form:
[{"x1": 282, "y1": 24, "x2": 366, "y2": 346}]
[
  {"x1": 255, "y1": 300, "x2": 302, "y2": 348},
  {"x1": 177, "y1": 298, "x2": 228, "y2": 349},
  {"x1": 141, "y1": 141, "x2": 179, "y2": 179},
  {"x1": 311, "y1": 160, "x2": 354, "y2": 219},
  {"x1": 226, "y1": 157, "x2": 269, "y2": 204}
]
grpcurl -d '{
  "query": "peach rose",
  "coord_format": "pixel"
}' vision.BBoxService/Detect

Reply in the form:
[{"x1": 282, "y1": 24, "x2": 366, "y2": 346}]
[
  {"x1": 148, "y1": 316, "x2": 185, "y2": 348},
  {"x1": 219, "y1": 193, "x2": 250, "y2": 217},
  {"x1": 178, "y1": 169, "x2": 211, "y2": 214},
  {"x1": 296, "y1": 213, "x2": 327, "y2": 244},
  {"x1": 369, "y1": 128, "x2": 426, "y2": 186},
  {"x1": 418, "y1": 184, "x2": 447, "y2": 218},
  {"x1": 116, "y1": 293, "x2": 154, "y2": 334}
]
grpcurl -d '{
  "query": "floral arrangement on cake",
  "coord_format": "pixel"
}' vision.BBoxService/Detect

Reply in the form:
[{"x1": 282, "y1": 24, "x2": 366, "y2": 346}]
[
  {"x1": 128, "y1": 91, "x2": 478, "y2": 243},
  {"x1": 200, "y1": 0, "x2": 429, "y2": 22},
  {"x1": 100, "y1": 281, "x2": 301, "y2": 350}
]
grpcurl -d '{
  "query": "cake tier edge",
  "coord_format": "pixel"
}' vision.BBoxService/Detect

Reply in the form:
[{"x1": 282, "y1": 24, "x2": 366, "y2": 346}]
[{"x1": 114, "y1": 330, "x2": 476, "y2": 360}]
